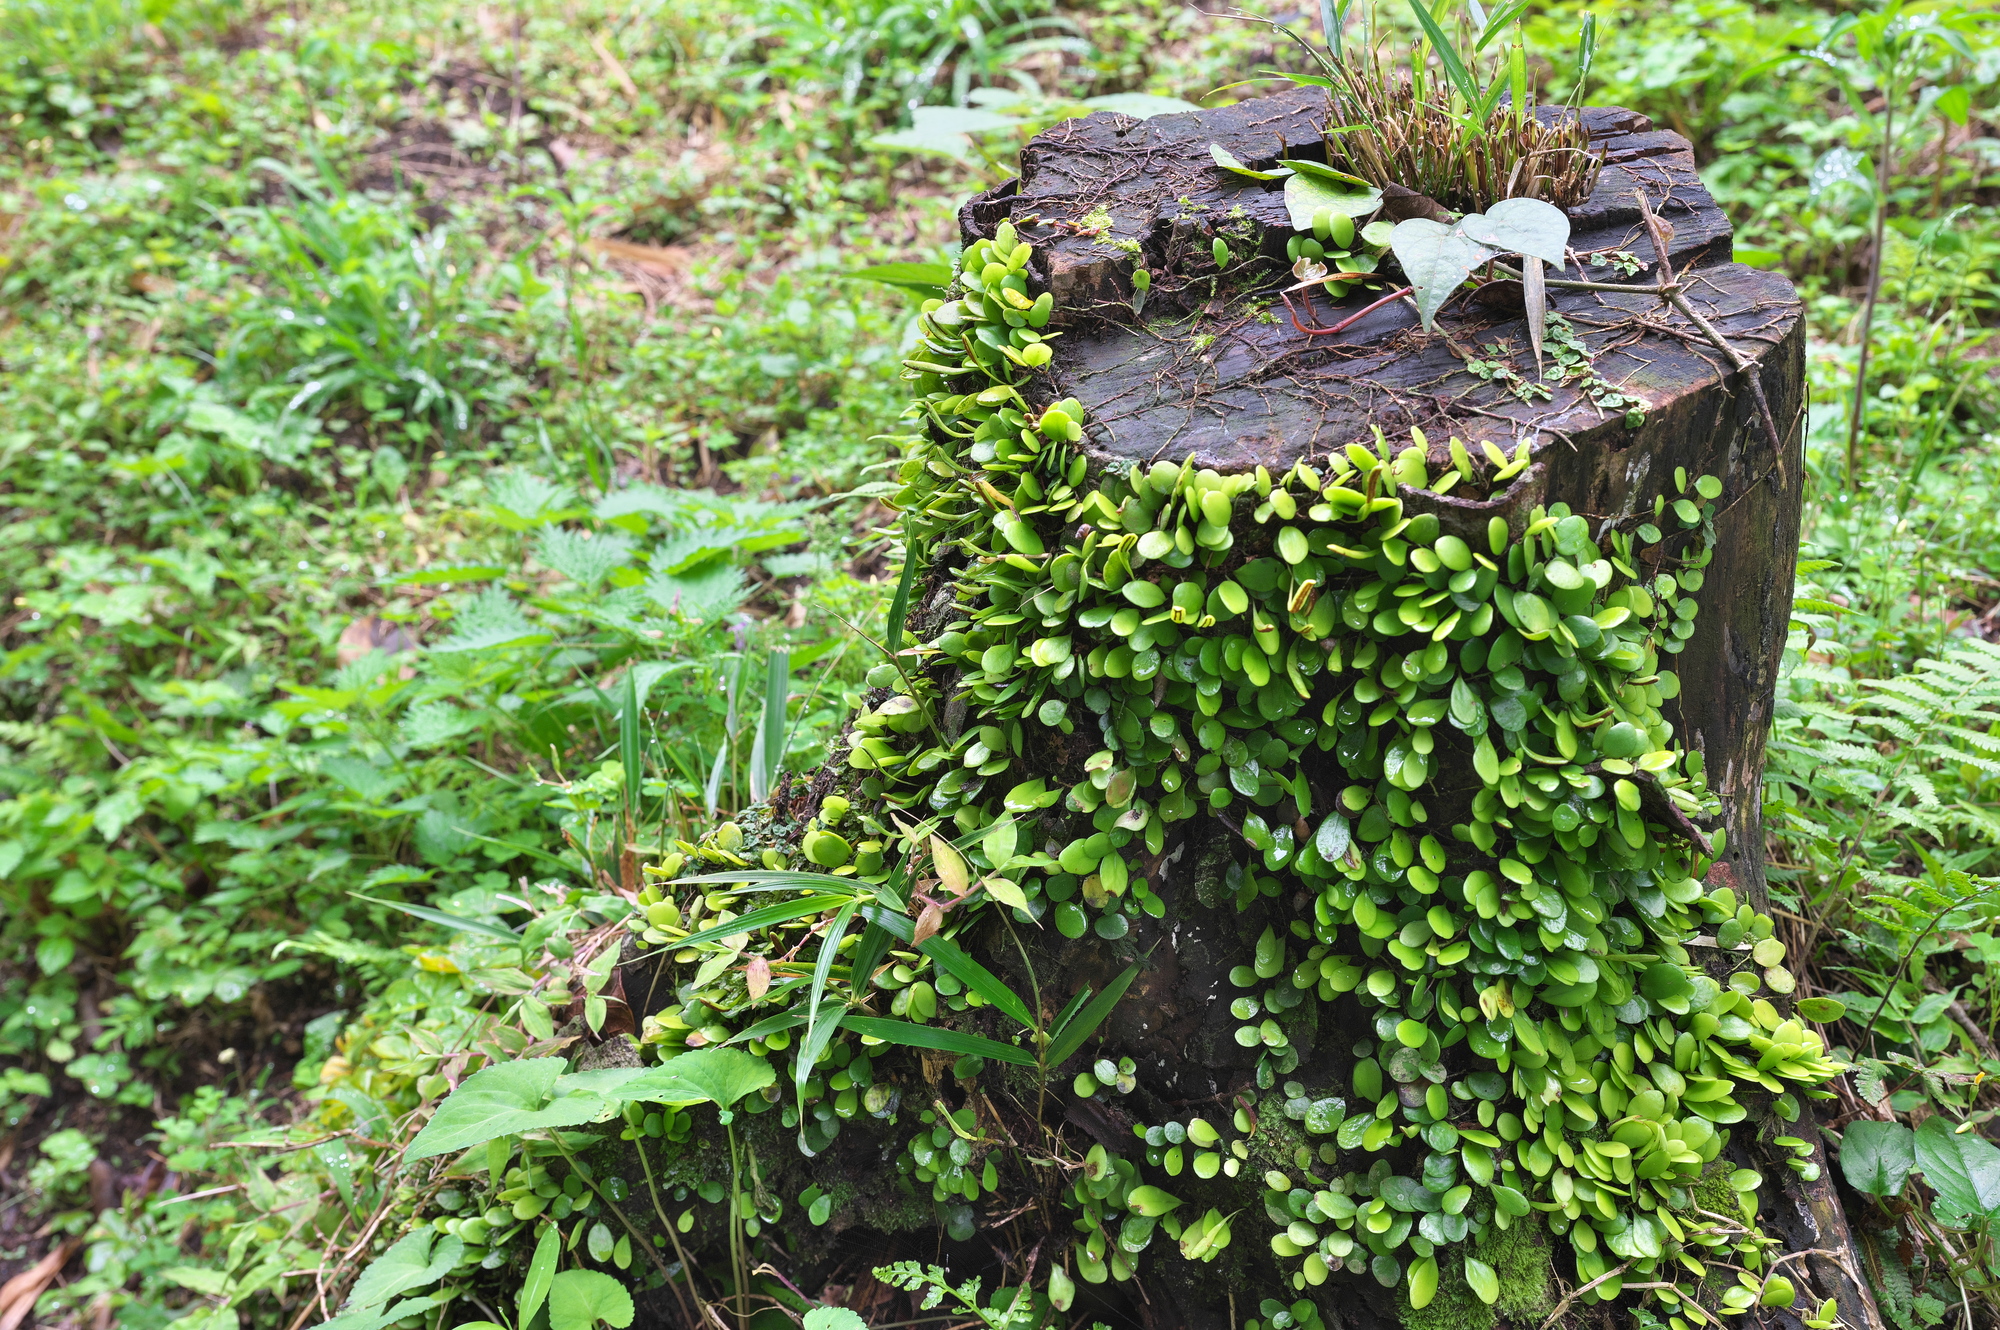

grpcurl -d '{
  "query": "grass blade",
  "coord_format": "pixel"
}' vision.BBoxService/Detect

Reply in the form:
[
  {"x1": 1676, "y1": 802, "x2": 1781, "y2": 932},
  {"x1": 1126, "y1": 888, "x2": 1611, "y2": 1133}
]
[
  {"x1": 675, "y1": 870, "x2": 863, "y2": 894},
  {"x1": 843, "y1": 1015, "x2": 1036, "y2": 1066},
  {"x1": 1048, "y1": 985, "x2": 1092, "y2": 1040},
  {"x1": 798, "y1": 899, "x2": 858, "y2": 1107},
  {"x1": 1405, "y1": 0, "x2": 1480, "y2": 108},
  {"x1": 723, "y1": 1010, "x2": 809, "y2": 1046},
  {"x1": 858, "y1": 902, "x2": 916, "y2": 943},
  {"x1": 918, "y1": 934, "x2": 1038, "y2": 1032},
  {"x1": 1046, "y1": 962, "x2": 1142, "y2": 1066},
  {"x1": 749, "y1": 649, "x2": 790, "y2": 805},
  {"x1": 620, "y1": 666, "x2": 642, "y2": 818},
  {"x1": 348, "y1": 892, "x2": 521, "y2": 943},
  {"x1": 883, "y1": 541, "x2": 922, "y2": 658},
  {"x1": 669, "y1": 896, "x2": 853, "y2": 950},
  {"x1": 1474, "y1": 0, "x2": 1532, "y2": 49},
  {"x1": 848, "y1": 919, "x2": 897, "y2": 996}
]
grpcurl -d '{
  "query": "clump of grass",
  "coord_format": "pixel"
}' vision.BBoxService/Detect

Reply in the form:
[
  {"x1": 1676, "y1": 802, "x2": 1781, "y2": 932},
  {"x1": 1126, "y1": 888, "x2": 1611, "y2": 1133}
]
[
  {"x1": 1322, "y1": 44, "x2": 1601, "y2": 213},
  {"x1": 1253, "y1": 1, "x2": 1604, "y2": 215}
]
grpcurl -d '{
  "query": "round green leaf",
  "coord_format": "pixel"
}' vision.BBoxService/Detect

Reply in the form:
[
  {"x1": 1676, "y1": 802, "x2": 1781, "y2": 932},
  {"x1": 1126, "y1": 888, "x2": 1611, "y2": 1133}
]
[{"x1": 547, "y1": 1270, "x2": 635, "y2": 1330}]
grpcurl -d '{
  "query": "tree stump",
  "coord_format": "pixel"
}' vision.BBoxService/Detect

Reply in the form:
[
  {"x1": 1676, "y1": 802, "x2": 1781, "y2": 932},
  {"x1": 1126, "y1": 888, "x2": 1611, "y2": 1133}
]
[
  {"x1": 621, "y1": 91, "x2": 1880, "y2": 1330},
  {"x1": 952, "y1": 89, "x2": 1869, "y2": 1328}
]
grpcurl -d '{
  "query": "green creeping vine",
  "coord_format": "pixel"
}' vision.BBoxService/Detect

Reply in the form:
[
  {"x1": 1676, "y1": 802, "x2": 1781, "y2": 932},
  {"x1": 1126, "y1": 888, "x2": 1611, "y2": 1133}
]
[{"x1": 623, "y1": 222, "x2": 1845, "y2": 1330}]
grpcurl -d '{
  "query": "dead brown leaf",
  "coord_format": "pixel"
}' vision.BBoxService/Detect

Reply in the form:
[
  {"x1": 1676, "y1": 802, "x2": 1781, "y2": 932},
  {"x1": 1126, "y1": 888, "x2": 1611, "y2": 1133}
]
[{"x1": 0, "y1": 1238, "x2": 81, "y2": 1330}]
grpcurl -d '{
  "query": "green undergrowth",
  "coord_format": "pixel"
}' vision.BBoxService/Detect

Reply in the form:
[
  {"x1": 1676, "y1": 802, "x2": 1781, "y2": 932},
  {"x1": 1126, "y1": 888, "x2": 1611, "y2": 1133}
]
[{"x1": 4, "y1": 0, "x2": 2000, "y2": 1326}]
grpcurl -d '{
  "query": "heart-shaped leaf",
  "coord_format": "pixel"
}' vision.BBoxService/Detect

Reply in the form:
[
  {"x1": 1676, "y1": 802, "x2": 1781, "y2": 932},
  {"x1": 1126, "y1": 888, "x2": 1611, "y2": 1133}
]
[
  {"x1": 1458, "y1": 197, "x2": 1571, "y2": 266},
  {"x1": 344, "y1": 1230, "x2": 464, "y2": 1311},
  {"x1": 547, "y1": 1270, "x2": 635, "y2": 1330},
  {"x1": 1284, "y1": 172, "x2": 1385, "y2": 232},
  {"x1": 1209, "y1": 143, "x2": 1292, "y2": 180},
  {"x1": 1389, "y1": 219, "x2": 1494, "y2": 331},
  {"x1": 1840, "y1": 1120, "x2": 1914, "y2": 1199},
  {"x1": 405, "y1": 1058, "x2": 608, "y2": 1160},
  {"x1": 606, "y1": 1047, "x2": 778, "y2": 1108},
  {"x1": 1915, "y1": 1116, "x2": 2000, "y2": 1219},
  {"x1": 804, "y1": 1311, "x2": 869, "y2": 1330}
]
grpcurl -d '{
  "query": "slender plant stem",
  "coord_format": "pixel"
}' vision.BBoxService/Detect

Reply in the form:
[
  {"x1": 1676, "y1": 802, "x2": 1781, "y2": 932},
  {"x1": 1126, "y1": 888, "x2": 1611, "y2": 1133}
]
[
  {"x1": 1847, "y1": 71, "x2": 1897, "y2": 491},
  {"x1": 725, "y1": 1119, "x2": 750, "y2": 1330},
  {"x1": 633, "y1": 1136, "x2": 704, "y2": 1328}
]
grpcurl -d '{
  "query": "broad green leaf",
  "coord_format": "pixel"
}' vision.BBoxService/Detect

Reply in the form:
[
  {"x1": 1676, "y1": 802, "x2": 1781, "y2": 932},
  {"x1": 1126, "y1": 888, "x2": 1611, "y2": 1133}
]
[
  {"x1": 344, "y1": 1229, "x2": 464, "y2": 1309},
  {"x1": 1639, "y1": 963, "x2": 1692, "y2": 1003},
  {"x1": 1407, "y1": 1255, "x2": 1439, "y2": 1309},
  {"x1": 804, "y1": 1311, "x2": 868, "y2": 1330},
  {"x1": 611, "y1": 1047, "x2": 779, "y2": 1107},
  {"x1": 317, "y1": 1296, "x2": 445, "y2": 1330},
  {"x1": 1389, "y1": 219, "x2": 1493, "y2": 331},
  {"x1": 404, "y1": 1058, "x2": 606, "y2": 1160},
  {"x1": 1209, "y1": 143, "x2": 1293, "y2": 180},
  {"x1": 1796, "y1": 996, "x2": 1847, "y2": 1023},
  {"x1": 1284, "y1": 172, "x2": 1384, "y2": 233},
  {"x1": 982, "y1": 875, "x2": 1033, "y2": 913},
  {"x1": 519, "y1": 1223, "x2": 560, "y2": 1325},
  {"x1": 547, "y1": 1269, "x2": 635, "y2": 1330},
  {"x1": 843, "y1": 1015, "x2": 1036, "y2": 1066},
  {"x1": 1915, "y1": 1116, "x2": 2000, "y2": 1219},
  {"x1": 1457, "y1": 197, "x2": 1571, "y2": 267},
  {"x1": 1464, "y1": 1256, "x2": 1499, "y2": 1304},
  {"x1": 163, "y1": 1268, "x2": 232, "y2": 1296},
  {"x1": 868, "y1": 106, "x2": 1020, "y2": 161},
  {"x1": 1840, "y1": 1121, "x2": 1914, "y2": 1198}
]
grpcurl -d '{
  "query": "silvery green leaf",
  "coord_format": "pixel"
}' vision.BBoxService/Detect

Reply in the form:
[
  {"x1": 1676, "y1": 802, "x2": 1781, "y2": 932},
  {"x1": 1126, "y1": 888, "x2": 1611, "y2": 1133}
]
[
  {"x1": 1208, "y1": 143, "x2": 1292, "y2": 180},
  {"x1": 1284, "y1": 172, "x2": 1384, "y2": 232},
  {"x1": 1276, "y1": 158, "x2": 1375, "y2": 189},
  {"x1": 1314, "y1": 812, "x2": 1352, "y2": 861},
  {"x1": 1523, "y1": 255, "x2": 1547, "y2": 371},
  {"x1": 1457, "y1": 197, "x2": 1570, "y2": 266},
  {"x1": 1390, "y1": 219, "x2": 1493, "y2": 331}
]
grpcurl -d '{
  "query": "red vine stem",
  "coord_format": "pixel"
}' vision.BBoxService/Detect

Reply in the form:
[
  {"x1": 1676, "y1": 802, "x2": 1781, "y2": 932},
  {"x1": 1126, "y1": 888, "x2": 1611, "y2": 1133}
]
[{"x1": 1282, "y1": 283, "x2": 1415, "y2": 337}]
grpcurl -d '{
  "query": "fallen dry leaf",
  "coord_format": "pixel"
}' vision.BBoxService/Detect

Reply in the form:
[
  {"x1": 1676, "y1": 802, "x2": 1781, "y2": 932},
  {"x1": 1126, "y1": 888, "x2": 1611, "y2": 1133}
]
[{"x1": 0, "y1": 1237, "x2": 81, "y2": 1330}]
